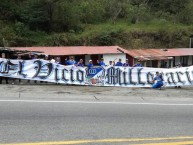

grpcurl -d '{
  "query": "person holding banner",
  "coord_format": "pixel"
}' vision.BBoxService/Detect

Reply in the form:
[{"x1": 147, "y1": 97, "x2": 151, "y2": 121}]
[
  {"x1": 28, "y1": 53, "x2": 39, "y2": 84},
  {"x1": 44, "y1": 55, "x2": 49, "y2": 61},
  {"x1": 108, "y1": 61, "x2": 114, "y2": 66},
  {"x1": 0, "y1": 53, "x2": 9, "y2": 84},
  {"x1": 50, "y1": 57, "x2": 56, "y2": 63},
  {"x1": 87, "y1": 60, "x2": 93, "y2": 69},
  {"x1": 12, "y1": 55, "x2": 22, "y2": 85},
  {"x1": 123, "y1": 59, "x2": 130, "y2": 67},
  {"x1": 97, "y1": 58, "x2": 105, "y2": 66},
  {"x1": 175, "y1": 63, "x2": 182, "y2": 88},
  {"x1": 115, "y1": 59, "x2": 123, "y2": 66},
  {"x1": 152, "y1": 72, "x2": 164, "y2": 90},
  {"x1": 28, "y1": 52, "x2": 34, "y2": 60},
  {"x1": 86, "y1": 60, "x2": 94, "y2": 83},
  {"x1": 65, "y1": 56, "x2": 76, "y2": 65},
  {"x1": 133, "y1": 60, "x2": 142, "y2": 67},
  {"x1": 77, "y1": 59, "x2": 84, "y2": 67},
  {"x1": 55, "y1": 57, "x2": 61, "y2": 64}
]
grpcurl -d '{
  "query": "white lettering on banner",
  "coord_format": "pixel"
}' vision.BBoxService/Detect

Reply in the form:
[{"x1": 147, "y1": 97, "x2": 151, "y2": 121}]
[
  {"x1": 89, "y1": 69, "x2": 97, "y2": 74},
  {"x1": 0, "y1": 58, "x2": 193, "y2": 87}
]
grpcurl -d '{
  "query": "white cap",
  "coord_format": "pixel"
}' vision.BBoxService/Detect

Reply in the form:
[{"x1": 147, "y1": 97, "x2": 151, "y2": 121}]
[{"x1": 89, "y1": 60, "x2": 92, "y2": 62}]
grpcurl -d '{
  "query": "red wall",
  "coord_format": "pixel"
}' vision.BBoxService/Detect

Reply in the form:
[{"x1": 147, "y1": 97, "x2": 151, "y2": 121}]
[{"x1": 127, "y1": 54, "x2": 134, "y2": 66}]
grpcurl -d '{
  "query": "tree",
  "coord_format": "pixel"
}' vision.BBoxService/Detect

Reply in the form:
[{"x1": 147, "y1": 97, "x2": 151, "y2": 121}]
[
  {"x1": 79, "y1": 0, "x2": 105, "y2": 24},
  {"x1": 177, "y1": 1, "x2": 193, "y2": 24},
  {"x1": 0, "y1": 0, "x2": 18, "y2": 21},
  {"x1": 148, "y1": 0, "x2": 190, "y2": 15},
  {"x1": 20, "y1": 0, "x2": 50, "y2": 31}
]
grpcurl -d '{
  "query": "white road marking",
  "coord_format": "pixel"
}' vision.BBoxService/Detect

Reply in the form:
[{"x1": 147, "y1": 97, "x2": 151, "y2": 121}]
[{"x1": 0, "y1": 99, "x2": 193, "y2": 106}]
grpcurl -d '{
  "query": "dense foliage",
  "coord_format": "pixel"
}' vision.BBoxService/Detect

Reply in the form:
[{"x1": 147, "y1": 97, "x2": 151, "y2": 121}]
[{"x1": 1, "y1": 0, "x2": 193, "y2": 48}]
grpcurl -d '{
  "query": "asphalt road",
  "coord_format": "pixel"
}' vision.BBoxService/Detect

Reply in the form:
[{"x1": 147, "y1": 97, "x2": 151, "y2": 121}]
[
  {"x1": 1, "y1": 84, "x2": 193, "y2": 145},
  {"x1": 1, "y1": 99, "x2": 193, "y2": 145}
]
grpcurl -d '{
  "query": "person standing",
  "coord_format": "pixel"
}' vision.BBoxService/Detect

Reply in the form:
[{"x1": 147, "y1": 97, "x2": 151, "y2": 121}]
[
  {"x1": 175, "y1": 62, "x2": 182, "y2": 88},
  {"x1": 108, "y1": 61, "x2": 114, "y2": 66},
  {"x1": 55, "y1": 57, "x2": 61, "y2": 64},
  {"x1": 77, "y1": 59, "x2": 84, "y2": 67},
  {"x1": 50, "y1": 57, "x2": 56, "y2": 63},
  {"x1": 12, "y1": 55, "x2": 22, "y2": 85},
  {"x1": 133, "y1": 60, "x2": 142, "y2": 67},
  {"x1": 65, "y1": 56, "x2": 76, "y2": 65},
  {"x1": 27, "y1": 53, "x2": 38, "y2": 84},
  {"x1": 0, "y1": 53, "x2": 9, "y2": 84},
  {"x1": 28, "y1": 52, "x2": 34, "y2": 60},
  {"x1": 44, "y1": 55, "x2": 49, "y2": 61},
  {"x1": 86, "y1": 60, "x2": 93, "y2": 78},
  {"x1": 123, "y1": 59, "x2": 130, "y2": 67},
  {"x1": 115, "y1": 58, "x2": 123, "y2": 66},
  {"x1": 97, "y1": 58, "x2": 105, "y2": 66},
  {"x1": 41, "y1": 55, "x2": 50, "y2": 84},
  {"x1": 87, "y1": 60, "x2": 93, "y2": 69}
]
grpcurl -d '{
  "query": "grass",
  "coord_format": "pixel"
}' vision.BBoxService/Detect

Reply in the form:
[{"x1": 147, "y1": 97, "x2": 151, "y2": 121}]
[
  {"x1": 42, "y1": 20, "x2": 189, "y2": 48},
  {"x1": 2, "y1": 19, "x2": 193, "y2": 47},
  {"x1": 80, "y1": 20, "x2": 193, "y2": 35}
]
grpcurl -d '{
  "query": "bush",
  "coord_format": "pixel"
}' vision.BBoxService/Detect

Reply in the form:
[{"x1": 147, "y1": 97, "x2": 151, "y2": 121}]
[
  {"x1": 92, "y1": 29, "x2": 124, "y2": 46},
  {"x1": 177, "y1": 2, "x2": 193, "y2": 24}
]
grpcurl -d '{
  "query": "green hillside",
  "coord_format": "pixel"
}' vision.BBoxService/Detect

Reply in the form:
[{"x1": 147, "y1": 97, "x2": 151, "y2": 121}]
[{"x1": 1, "y1": 0, "x2": 193, "y2": 48}]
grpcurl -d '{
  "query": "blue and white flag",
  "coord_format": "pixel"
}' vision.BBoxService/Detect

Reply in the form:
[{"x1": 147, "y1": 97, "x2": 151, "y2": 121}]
[{"x1": 1, "y1": 58, "x2": 193, "y2": 87}]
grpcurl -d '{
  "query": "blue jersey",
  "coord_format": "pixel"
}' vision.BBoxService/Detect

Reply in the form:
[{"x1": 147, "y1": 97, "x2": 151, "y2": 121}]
[
  {"x1": 77, "y1": 63, "x2": 84, "y2": 67},
  {"x1": 123, "y1": 63, "x2": 130, "y2": 67},
  {"x1": 66, "y1": 60, "x2": 76, "y2": 65},
  {"x1": 154, "y1": 75, "x2": 163, "y2": 82},
  {"x1": 98, "y1": 61, "x2": 105, "y2": 66},
  {"x1": 115, "y1": 62, "x2": 123, "y2": 66},
  {"x1": 133, "y1": 63, "x2": 142, "y2": 67},
  {"x1": 87, "y1": 63, "x2": 93, "y2": 68}
]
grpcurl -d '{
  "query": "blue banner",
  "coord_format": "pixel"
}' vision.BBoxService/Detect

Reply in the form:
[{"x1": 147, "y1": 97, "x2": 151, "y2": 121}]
[{"x1": 87, "y1": 67, "x2": 103, "y2": 78}]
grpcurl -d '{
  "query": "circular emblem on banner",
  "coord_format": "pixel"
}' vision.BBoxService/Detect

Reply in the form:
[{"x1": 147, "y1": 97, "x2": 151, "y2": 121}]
[{"x1": 89, "y1": 69, "x2": 97, "y2": 74}]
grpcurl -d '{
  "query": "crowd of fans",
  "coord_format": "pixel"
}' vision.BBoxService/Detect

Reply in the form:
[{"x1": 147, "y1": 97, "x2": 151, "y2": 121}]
[
  {"x1": 0, "y1": 52, "x2": 144, "y2": 85},
  {"x1": 1, "y1": 52, "x2": 178, "y2": 90}
]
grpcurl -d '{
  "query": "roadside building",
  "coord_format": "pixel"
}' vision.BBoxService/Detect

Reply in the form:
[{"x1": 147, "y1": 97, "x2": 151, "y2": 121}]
[
  {"x1": 8, "y1": 46, "x2": 128, "y2": 65},
  {"x1": 5, "y1": 46, "x2": 193, "y2": 68},
  {"x1": 125, "y1": 48, "x2": 193, "y2": 68}
]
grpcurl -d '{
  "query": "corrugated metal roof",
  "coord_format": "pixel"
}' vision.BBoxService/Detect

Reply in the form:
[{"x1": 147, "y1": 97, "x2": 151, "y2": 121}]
[
  {"x1": 9, "y1": 46, "x2": 126, "y2": 56},
  {"x1": 136, "y1": 56, "x2": 172, "y2": 61},
  {"x1": 163, "y1": 48, "x2": 193, "y2": 56},
  {"x1": 8, "y1": 47, "x2": 193, "y2": 58},
  {"x1": 125, "y1": 48, "x2": 193, "y2": 58}
]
